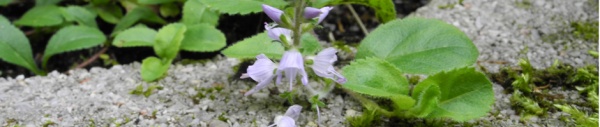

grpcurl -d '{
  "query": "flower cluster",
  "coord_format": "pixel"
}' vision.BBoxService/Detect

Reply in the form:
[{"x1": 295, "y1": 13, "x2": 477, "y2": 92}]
[{"x1": 242, "y1": 4, "x2": 345, "y2": 96}]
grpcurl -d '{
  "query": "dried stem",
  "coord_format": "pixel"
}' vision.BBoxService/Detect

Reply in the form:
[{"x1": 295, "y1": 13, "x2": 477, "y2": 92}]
[
  {"x1": 345, "y1": 4, "x2": 369, "y2": 35},
  {"x1": 75, "y1": 45, "x2": 110, "y2": 69}
]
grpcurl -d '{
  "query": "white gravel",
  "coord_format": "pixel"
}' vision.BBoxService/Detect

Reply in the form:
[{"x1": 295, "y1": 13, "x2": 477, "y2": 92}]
[{"x1": 1, "y1": 0, "x2": 598, "y2": 126}]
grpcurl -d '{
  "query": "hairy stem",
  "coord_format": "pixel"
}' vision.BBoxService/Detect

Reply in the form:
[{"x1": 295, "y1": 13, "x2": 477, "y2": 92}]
[{"x1": 292, "y1": 0, "x2": 306, "y2": 46}]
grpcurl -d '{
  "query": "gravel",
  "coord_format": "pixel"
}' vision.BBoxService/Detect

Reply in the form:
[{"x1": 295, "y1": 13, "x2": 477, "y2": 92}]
[{"x1": 1, "y1": 0, "x2": 598, "y2": 126}]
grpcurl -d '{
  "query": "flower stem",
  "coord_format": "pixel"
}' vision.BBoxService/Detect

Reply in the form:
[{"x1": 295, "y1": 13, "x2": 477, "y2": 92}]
[{"x1": 292, "y1": 0, "x2": 306, "y2": 46}]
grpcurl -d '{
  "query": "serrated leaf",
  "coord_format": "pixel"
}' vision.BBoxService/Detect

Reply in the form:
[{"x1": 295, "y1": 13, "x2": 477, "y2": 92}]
[
  {"x1": 112, "y1": 6, "x2": 166, "y2": 35},
  {"x1": 221, "y1": 32, "x2": 285, "y2": 59},
  {"x1": 154, "y1": 23, "x2": 186, "y2": 59},
  {"x1": 138, "y1": 0, "x2": 174, "y2": 4},
  {"x1": 407, "y1": 81, "x2": 440, "y2": 117},
  {"x1": 0, "y1": 0, "x2": 12, "y2": 6},
  {"x1": 180, "y1": 24, "x2": 226, "y2": 52},
  {"x1": 35, "y1": 0, "x2": 61, "y2": 6},
  {"x1": 342, "y1": 57, "x2": 410, "y2": 97},
  {"x1": 314, "y1": 0, "x2": 395, "y2": 23},
  {"x1": 424, "y1": 67, "x2": 494, "y2": 121},
  {"x1": 95, "y1": 4, "x2": 123, "y2": 24},
  {"x1": 43, "y1": 26, "x2": 106, "y2": 68},
  {"x1": 0, "y1": 15, "x2": 44, "y2": 75},
  {"x1": 391, "y1": 94, "x2": 416, "y2": 110},
  {"x1": 357, "y1": 17, "x2": 478, "y2": 75},
  {"x1": 113, "y1": 27, "x2": 157, "y2": 47},
  {"x1": 141, "y1": 57, "x2": 170, "y2": 82},
  {"x1": 61, "y1": 6, "x2": 98, "y2": 28},
  {"x1": 159, "y1": 3, "x2": 180, "y2": 17},
  {"x1": 200, "y1": 0, "x2": 287, "y2": 15},
  {"x1": 300, "y1": 33, "x2": 321, "y2": 56},
  {"x1": 14, "y1": 5, "x2": 63, "y2": 27},
  {"x1": 183, "y1": 0, "x2": 219, "y2": 26}
]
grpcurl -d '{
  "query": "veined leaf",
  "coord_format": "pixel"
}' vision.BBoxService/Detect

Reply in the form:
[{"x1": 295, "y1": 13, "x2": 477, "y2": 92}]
[
  {"x1": 199, "y1": 0, "x2": 287, "y2": 15},
  {"x1": 141, "y1": 57, "x2": 170, "y2": 82},
  {"x1": 221, "y1": 32, "x2": 285, "y2": 59},
  {"x1": 61, "y1": 6, "x2": 98, "y2": 28},
  {"x1": 14, "y1": 5, "x2": 63, "y2": 27},
  {"x1": 154, "y1": 23, "x2": 186, "y2": 60},
  {"x1": 180, "y1": 24, "x2": 226, "y2": 52},
  {"x1": 113, "y1": 27, "x2": 157, "y2": 47},
  {"x1": 138, "y1": 0, "x2": 174, "y2": 4},
  {"x1": 112, "y1": 6, "x2": 166, "y2": 35},
  {"x1": 43, "y1": 26, "x2": 106, "y2": 68},
  {"x1": 424, "y1": 67, "x2": 494, "y2": 121},
  {"x1": 313, "y1": 0, "x2": 395, "y2": 23},
  {"x1": 342, "y1": 57, "x2": 410, "y2": 97},
  {"x1": 183, "y1": 0, "x2": 219, "y2": 26},
  {"x1": 407, "y1": 80, "x2": 440, "y2": 117},
  {"x1": 357, "y1": 17, "x2": 478, "y2": 75},
  {"x1": 0, "y1": 16, "x2": 44, "y2": 75},
  {"x1": 300, "y1": 33, "x2": 321, "y2": 56}
]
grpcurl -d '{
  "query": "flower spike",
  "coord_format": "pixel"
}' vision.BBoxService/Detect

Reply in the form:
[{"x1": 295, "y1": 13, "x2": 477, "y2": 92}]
[{"x1": 276, "y1": 51, "x2": 309, "y2": 91}]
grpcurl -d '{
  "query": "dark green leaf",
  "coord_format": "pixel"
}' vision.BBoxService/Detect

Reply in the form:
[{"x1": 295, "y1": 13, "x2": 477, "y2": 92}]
[
  {"x1": 357, "y1": 17, "x2": 478, "y2": 75},
  {"x1": 0, "y1": 15, "x2": 43, "y2": 75},
  {"x1": 113, "y1": 27, "x2": 157, "y2": 47},
  {"x1": 200, "y1": 0, "x2": 287, "y2": 15},
  {"x1": 183, "y1": 0, "x2": 219, "y2": 26},
  {"x1": 141, "y1": 57, "x2": 170, "y2": 82},
  {"x1": 221, "y1": 32, "x2": 285, "y2": 59},
  {"x1": 43, "y1": 26, "x2": 106, "y2": 67},
  {"x1": 159, "y1": 3, "x2": 180, "y2": 17},
  {"x1": 35, "y1": 0, "x2": 61, "y2": 6},
  {"x1": 154, "y1": 23, "x2": 186, "y2": 59},
  {"x1": 112, "y1": 7, "x2": 166, "y2": 35},
  {"x1": 139, "y1": 0, "x2": 174, "y2": 4},
  {"x1": 95, "y1": 4, "x2": 123, "y2": 24},
  {"x1": 180, "y1": 24, "x2": 226, "y2": 52},
  {"x1": 425, "y1": 67, "x2": 494, "y2": 121},
  {"x1": 0, "y1": 0, "x2": 12, "y2": 6},
  {"x1": 300, "y1": 33, "x2": 321, "y2": 56},
  {"x1": 342, "y1": 57, "x2": 410, "y2": 97},
  {"x1": 61, "y1": 6, "x2": 98, "y2": 28},
  {"x1": 14, "y1": 5, "x2": 63, "y2": 27},
  {"x1": 407, "y1": 81, "x2": 440, "y2": 117}
]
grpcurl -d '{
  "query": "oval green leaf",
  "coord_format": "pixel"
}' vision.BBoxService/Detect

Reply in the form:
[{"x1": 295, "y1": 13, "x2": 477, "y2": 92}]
[
  {"x1": 141, "y1": 57, "x2": 170, "y2": 82},
  {"x1": 95, "y1": 4, "x2": 123, "y2": 24},
  {"x1": 356, "y1": 17, "x2": 478, "y2": 75},
  {"x1": 180, "y1": 24, "x2": 226, "y2": 52},
  {"x1": 154, "y1": 23, "x2": 186, "y2": 59},
  {"x1": 14, "y1": 5, "x2": 63, "y2": 27},
  {"x1": 43, "y1": 26, "x2": 106, "y2": 67},
  {"x1": 113, "y1": 27, "x2": 157, "y2": 47},
  {"x1": 183, "y1": 0, "x2": 219, "y2": 26},
  {"x1": 61, "y1": 6, "x2": 98, "y2": 28},
  {"x1": 407, "y1": 81, "x2": 440, "y2": 117},
  {"x1": 221, "y1": 32, "x2": 285, "y2": 59},
  {"x1": 112, "y1": 7, "x2": 166, "y2": 35},
  {"x1": 423, "y1": 67, "x2": 494, "y2": 121},
  {"x1": 0, "y1": 16, "x2": 43, "y2": 75},
  {"x1": 199, "y1": 0, "x2": 287, "y2": 15},
  {"x1": 342, "y1": 57, "x2": 410, "y2": 97}
]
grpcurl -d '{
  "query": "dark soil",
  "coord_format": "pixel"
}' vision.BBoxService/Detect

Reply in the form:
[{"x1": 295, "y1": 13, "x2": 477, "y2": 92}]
[{"x1": 0, "y1": 0, "x2": 428, "y2": 78}]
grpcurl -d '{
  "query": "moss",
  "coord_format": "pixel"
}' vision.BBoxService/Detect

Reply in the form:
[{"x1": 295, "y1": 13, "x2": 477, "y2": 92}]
[
  {"x1": 218, "y1": 112, "x2": 229, "y2": 122},
  {"x1": 42, "y1": 120, "x2": 56, "y2": 127},
  {"x1": 571, "y1": 21, "x2": 599, "y2": 42},
  {"x1": 346, "y1": 110, "x2": 381, "y2": 127},
  {"x1": 515, "y1": 0, "x2": 532, "y2": 9}
]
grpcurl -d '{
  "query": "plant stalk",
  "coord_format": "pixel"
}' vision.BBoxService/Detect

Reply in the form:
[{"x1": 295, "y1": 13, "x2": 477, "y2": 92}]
[{"x1": 292, "y1": 0, "x2": 306, "y2": 46}]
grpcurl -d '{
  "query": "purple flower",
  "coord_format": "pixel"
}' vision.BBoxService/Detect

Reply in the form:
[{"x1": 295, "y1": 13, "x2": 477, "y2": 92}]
[
  {"x1": 317, "y1": 7, "x2": 333, "y2": 23},
  {"x1": 265, "y1": 23, "x2": 292, "y2": 43},
  {"x1": 304, "y1": 7, "x2": 321, "y2": 19},
  {"x1": 311, "y1": 48, "x2": 346, "y2": 84},
  {"x1": 270, "y1": 105, "x2": 302, "y2": 127},
  {"x1": 276, "y1": 51, "x2": 309, "y2": 91},
  {"x1": 243, "y1": 54, "x2": 277, "y2": 96},
  {"x1": 284, "y1": 105, "x2": 303, "y2": 120},
  {"x1": 262, "y1": 4, "x2": 284, "y2": 23}
]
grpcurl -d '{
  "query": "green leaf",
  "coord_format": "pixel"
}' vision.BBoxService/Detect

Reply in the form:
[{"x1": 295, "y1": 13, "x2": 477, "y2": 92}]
[
  {"x1": 14, "y1": 5, "x2": 64, "y2": 27},
  {"x1": 315, "y1": 0, "x2": 395, "y2": 23},
  {"x1": 61, "y1": 6, "x2": 98, "y2": 28},
  {"x1": 342, "y1": 57, "x2": 410, "y2": 97},
  {"x1": 221, "y1": 32, "x2": 285, "y2": 59},
  {"x1": 154, "y1": 23, "x2": 187, "y2": 59},
  {"x1": 183, "y1": 0, "x2": 219, "y2": 26},
  {"x1": 180, "y1": 24, "x2": 226, "y2": 52},
  {"x1": 35, "y1": 0, "x2": 61, "y2": 6},
  {"x1": 356, "y1": 17, "x2": 478, "y2": 75},
  {"x1": 300, "y1": 33, "x2": 321, "y2": 56},
  {"x1": 112, "y1": 6, "x2": 166, "y2": 35},
  {"x1": 0, "y1": 0, "x2": 12, "y2": 6},
  {"x1": 95, "y1": 4, "x2": 123, "y2": 24},
  {"x1": 138, "y1": 0, "x2": 174, "y2": 4},
  {"x1": 43, "y1": 26, "x2": 106, "y2": 68},
  {"x1": 113, "y1": 27, "x2": 157, "y2": 47},
  {"x1": 407, "y1": 81, "x2": 440, "y2": 117},
  {"x1": 90, "y1": 0, "x2": 110, "y2": 5},
  {"x1": 424, "y1": 67, "x2": 494, "y2": 121},
  {"x1": 0, "y1": 15, "x2": 44, "y2": 75},
  {"x1": 140, "y1": 57, "x2": 170, "y2": 82},
  {"x1": 390, "y1": 95, "x2": 416, "y2": 110},
  {"x1": 199, "y1": 0, "x2": 287, "y2": 15},
  {"x1": 159, "y1": 3, "x2": 180, "y2": 17}
]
